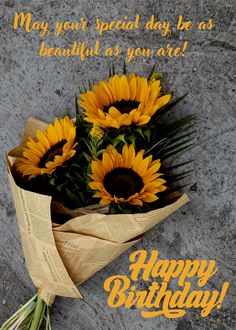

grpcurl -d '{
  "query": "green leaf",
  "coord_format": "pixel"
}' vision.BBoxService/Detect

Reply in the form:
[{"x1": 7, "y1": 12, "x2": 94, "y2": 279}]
[
  {"x1": 80, "y1": 138, "x2": 94, "y2": 155},
  {"x1": 164, "y1": 115, "x2": 196, "y2": 132},
  {"x1": 109, "y1": 64, "x2": 116, "y2": 77},
  {"x1": 162, "y1": 143, "x2": 195, "y2": 160},
  {"x1": 82, "y1": 81, "x2": 87, "y2": 93},
  {"x1": 113, "y1": 134, "x2": 126, "y2": 146},
  {"x1": 165, "y1": 126, "x2": 196, "y2": 142},
  {"x1": 83, "y1": 152, "x2": 92, "y2": 162},
  {"x1": 154, "y1": 126, "x2": 190, "y2": 156},
  {"x1": 147, "y1": 64, "x2": 156, "y2": 81},
  {"x1": 64, "y1": 172, "x2": 73, "y2": 180},
  {"x1": 161, "y1": 138, "x2": 195, "y2": 155},
  {"x1": 128, "y1": 135, "x2": 136, "y2": 145},
  {"x1": 123, "y1": 61, "x2": 127, "y2": 75},
  {"x1": 88, "y1": 79, "x2": 93, "y2": 90},
  {"x1": 75, "y1": 94, "x2": 79, "y2": 115},
  {"x1": 57, "y1": 183, "x2": 66, "y2": 192},
  {"x1": 143, "y1": 129, "x2": 151, "y2": 142},
  {"x1": 97, "y1": 148, "x2": 107, "y2": 156},
  {"x1": 167, "y1": 170, "x2": 194, "y2": 183},
  {"x1": 166, "y1": 130, "x2": 196, "y2": 145},
  {"x1": 135, "y1": 127, "x2": 145, "y2": 138},
  {"x1": 163, "y1": 160, "x2": 194, "y2": 172},
  {"x1": 49, "y1": 177, "x2": 56, "y2": 186},
  {"x1": 109, "y1": 205, "x2": 117, "y2": 214},
  {"x1": 170, "y1": 182, "x2": 192, "y2": 192},
  {"x1": 144, "y1": 138, "x2": 167, "y2": 155},
  {"x1": 64, "y1": 188, "x2": 83, "y2": 208},
  {"x1": 157, "y1": 93, "x2": 189, "y2": 117}
]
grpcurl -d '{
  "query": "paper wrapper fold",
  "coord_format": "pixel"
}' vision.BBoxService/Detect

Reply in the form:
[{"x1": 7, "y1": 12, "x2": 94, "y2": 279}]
[{"x1": 6, "y1": 117, "x2": 189, "y2": 305}]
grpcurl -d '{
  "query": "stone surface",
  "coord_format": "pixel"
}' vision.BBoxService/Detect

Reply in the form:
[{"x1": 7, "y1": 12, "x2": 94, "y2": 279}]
[{"x1": 0, "y1": 0, "x2": 235, "y2": 329}]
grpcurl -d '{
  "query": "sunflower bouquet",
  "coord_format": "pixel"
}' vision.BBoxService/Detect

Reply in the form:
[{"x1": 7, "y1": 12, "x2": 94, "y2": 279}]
[{"x1": 3, "y1": 65, "x2": 195, "y2": 330}]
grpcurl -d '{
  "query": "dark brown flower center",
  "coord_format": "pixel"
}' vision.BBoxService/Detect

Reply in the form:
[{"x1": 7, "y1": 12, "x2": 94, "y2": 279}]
[
  {"x1": 38, "y1": 140, "x2": 66, "y2": 168},
  {"x1": 104, "y1": 100, "x2": 140, "y2": 114},
  {"x1": 104, "y1": 167, "x2": 144, "y2": 199}
]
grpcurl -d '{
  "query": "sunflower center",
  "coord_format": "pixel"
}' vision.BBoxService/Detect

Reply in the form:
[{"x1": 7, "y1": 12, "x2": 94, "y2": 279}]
[
  {"x1": 38, "y1": 140, "x2": 66, "y2": 168},
  {"x1": 104, "y1": 100, "x2": 140, "y2": 114},
  {"x1": 104, "y1": 167, "x2": 144, "y2": 199}
]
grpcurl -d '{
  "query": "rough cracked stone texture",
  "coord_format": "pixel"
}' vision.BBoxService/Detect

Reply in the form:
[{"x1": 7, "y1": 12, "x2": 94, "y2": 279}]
[{"x1": 0, "y1": 0, "x2": 235, "y2": 329}]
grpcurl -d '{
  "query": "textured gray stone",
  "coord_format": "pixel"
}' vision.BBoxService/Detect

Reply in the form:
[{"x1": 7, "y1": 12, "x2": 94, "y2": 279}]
[{"x1": 0, "y1": 0, "x2": 235, "y2": 329}]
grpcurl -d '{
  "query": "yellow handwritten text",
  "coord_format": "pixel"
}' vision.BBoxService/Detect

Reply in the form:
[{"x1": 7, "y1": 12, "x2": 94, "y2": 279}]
[
  {"x1": 95, "y1": 15, "x2": 140, "y2": 35},
  {"x1": 39, "y1": 40, "x2": 100, "y2": 60},
  {"x1": 104, "y1": 276, "x2": 229, "y2": 318},
  {"x1": 103, "y1": 250, "x2": 229, "y2": 319},
  {"x1": 145, "y1": 15, "x2": 171, "y2": 37},
  {"x1": 129, "y1": 250, "x2": 218, "y2": 286},
  {"x1": 13, "y1": 12, "x2": 49, "y2": 37},
  {"x1": 54, "y1": 18, "x2": 88, "y2": 37}
]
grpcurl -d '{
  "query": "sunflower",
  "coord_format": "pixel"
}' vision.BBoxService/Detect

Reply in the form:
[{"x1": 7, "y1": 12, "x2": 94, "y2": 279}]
[
  {"x1": 79, "y1": 74, "x2": 171, "y2": 129},
  {"x1": 14, "y1": 116, "x2": 77, "y2": 178},
  {"x1": 89, "y1": 144, "x2": 167, "y2": 206}
]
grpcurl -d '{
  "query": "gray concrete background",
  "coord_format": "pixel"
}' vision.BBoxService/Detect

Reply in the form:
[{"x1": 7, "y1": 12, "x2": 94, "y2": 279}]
[{"x1": 0, "y1": 0, "x2": 235, "y2": 329}]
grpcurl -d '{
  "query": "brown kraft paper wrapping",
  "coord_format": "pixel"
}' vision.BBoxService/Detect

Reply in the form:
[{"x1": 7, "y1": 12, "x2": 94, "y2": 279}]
[{"x1": 6, "y1": 117, "x2": 190, "y2": 305}]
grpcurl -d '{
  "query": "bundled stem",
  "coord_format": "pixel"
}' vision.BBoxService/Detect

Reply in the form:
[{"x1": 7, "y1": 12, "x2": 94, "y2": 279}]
[
  {"x1": 29, "y1": 297, "x2": 46, "y2": 330},
  {"x1": 1, "y1": 294, "x2": 51, "y2": 330}
]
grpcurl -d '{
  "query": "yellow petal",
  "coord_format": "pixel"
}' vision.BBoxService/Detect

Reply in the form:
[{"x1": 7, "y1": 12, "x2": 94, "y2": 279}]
[
  {"x1": 46, "y1": 124, "x2": 58, "y2": 145},
  {"x1": 129, "y1": 75, "x2": 137, "y2": 100},
  {"x1": 36, "y1": 130, "x2": 51, "y2": 150},
  {"x1": 137, "y1": 115, "x2": 151, "y2": 125},
  {"x1": 94, "y1": 85, "x2": 110, "y2": 106},
  {"x1": 100, "y1": 81, "x2": 114, "y2": 104},
  {"x1": 150, "y1": 94, "x2": 171, "y2": 116},
  {"x1": 22, "y1": 150, "x2": 40, "y2": 164},
  {"x1": 89, "y1": 182, "x2": 104, "y2": 191},
  {"x1": 26, "y1": 142, "x2": 44, "y2": 158},
  {"x1": 146, "y1": 161, "x2": 161, "y2": 176},
  {"x1": 54, "y1": 118, "x2": 63, "y2": 142},
  {"x1": 100, "y1": 197, "x2": 112, "y2": 205},
  {"x1": 142, "y1": 193, "x2": 158, "y2": 203},
  {"x1": 136, "y1": 156, "x2": 150, "y2": 177},
  {"x1": 120, "y1": 75, "x2": 130, "y2": 100},
  {"x1": 129, "y1": 198, "x2": 143, "y2": 206},
  {"x1": 108, "y1": 107, "x2": 121, "y2": 119},
  {"x1": 139, "y1": 78, "x2": 148, "y2": 103},
  {"x1": 132, "y1": 149, "x2": 145, "y2": 173},
  {"x1": 102, "y1": 152, "x2": 114, "y2": 172}
]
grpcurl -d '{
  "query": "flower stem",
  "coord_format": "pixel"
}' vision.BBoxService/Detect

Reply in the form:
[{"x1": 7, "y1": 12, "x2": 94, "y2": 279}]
[
  {"x1": 29, "y1": 297, "x2": 46, "y2": 330},
  {"x1": 1, "y1": 293, "x2": 52, "y2": 330},
  {"x1": 1, "y1": 294, "x2": 37, "y2": 330}
]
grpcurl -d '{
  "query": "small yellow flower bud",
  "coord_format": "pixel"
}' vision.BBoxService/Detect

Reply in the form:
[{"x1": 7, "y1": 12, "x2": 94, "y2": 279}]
[
  {"x1": 90, "y1": 124, "x2": 104, "y2": 141},
  {"x1": 149, "y1": 72, "x2": 163, "y2": 84}
]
